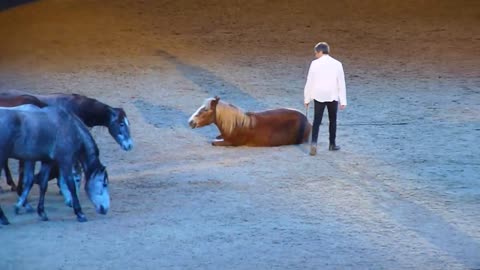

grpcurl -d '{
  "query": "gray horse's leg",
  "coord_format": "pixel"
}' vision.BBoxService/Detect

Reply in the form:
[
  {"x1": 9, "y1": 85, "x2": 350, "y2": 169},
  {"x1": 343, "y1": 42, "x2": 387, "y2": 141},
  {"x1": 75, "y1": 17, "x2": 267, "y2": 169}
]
[
  {"x1": 15, "y1": 160, "x2": 34, "y2": 212},
  {"x1": 2, "y1": 160, "x2": 17, "y2": 192},
  {"x1": 16, "y1": 160, "x2": 24, "y2": 196},
  {"x1": 61, "y1": 165, "x2": 86, "y2": 222},
  {"x1": 58, "y1": 172, "x2": 73, "y2": 207},
  {"x1": 14, "y1": 161, "x2": 35, "y2": 214},
  {"x1": 37, "y1": 162, "x2": 52, "y2": 221},
  {"x1": 57, "y1": 163, "x2": 82, "y2": 206}
]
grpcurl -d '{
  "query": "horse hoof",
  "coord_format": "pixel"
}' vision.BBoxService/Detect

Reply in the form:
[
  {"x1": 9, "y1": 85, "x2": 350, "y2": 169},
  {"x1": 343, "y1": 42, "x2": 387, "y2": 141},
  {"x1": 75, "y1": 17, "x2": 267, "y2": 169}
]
[
  {"x1": 14, "y1": 206, "x2": 21, "y2": 215},
  {"x1": 38, "y1": 210, "x2": 49, "y2": 221},
  {"x1": 24, "y1": 204, "x2": 34, "y2": 213},
  {"x1": 65, "y1": 200, "x2": 73, "y2": 208},
  {"x1": 10, "y1": 186, "x2": 17, "y2": 192},
  {"x1": 77, "y1": 215, "x2": 88, "y2": 223},
  {"x1": 1, "y1": 218, "x2": 10, "y2": 225}
]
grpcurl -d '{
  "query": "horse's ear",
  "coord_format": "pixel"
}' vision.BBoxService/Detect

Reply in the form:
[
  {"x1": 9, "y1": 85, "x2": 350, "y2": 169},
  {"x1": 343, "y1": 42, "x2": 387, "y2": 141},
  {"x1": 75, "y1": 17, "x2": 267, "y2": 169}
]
[
  {"x1": 114, "y1": 107, "x2": 127, "y2": 117},
  {"x1": 211, "y1": 96, "x2": 220, "y2": 107}
]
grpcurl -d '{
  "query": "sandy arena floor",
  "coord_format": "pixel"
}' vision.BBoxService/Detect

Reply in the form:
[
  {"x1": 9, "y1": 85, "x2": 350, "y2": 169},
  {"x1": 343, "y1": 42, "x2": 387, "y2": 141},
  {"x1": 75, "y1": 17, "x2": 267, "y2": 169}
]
[{"x1": 0, "y1": 1, "x2": 479, "y2": 269}]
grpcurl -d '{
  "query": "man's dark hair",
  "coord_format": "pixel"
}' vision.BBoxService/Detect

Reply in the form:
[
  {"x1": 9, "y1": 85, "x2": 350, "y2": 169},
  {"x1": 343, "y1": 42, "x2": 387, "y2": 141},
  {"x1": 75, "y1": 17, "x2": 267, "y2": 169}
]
[{"x1": 314, "y1": 42, "x2": 330, "y2": 54}]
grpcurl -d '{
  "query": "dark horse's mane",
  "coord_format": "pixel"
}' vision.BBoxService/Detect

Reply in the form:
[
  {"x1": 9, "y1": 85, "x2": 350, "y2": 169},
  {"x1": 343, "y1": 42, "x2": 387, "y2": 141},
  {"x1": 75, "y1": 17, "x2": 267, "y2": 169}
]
[{"x1": 68, "y1": 94, "x2": 116, "y2": 128}]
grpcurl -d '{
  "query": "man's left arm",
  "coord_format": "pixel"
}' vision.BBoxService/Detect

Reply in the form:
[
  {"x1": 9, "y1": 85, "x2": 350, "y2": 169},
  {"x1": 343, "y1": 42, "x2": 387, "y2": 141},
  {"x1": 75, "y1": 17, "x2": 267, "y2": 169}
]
[{"x1": 304, "y1": 62, "x2": 314, "y2": 106}]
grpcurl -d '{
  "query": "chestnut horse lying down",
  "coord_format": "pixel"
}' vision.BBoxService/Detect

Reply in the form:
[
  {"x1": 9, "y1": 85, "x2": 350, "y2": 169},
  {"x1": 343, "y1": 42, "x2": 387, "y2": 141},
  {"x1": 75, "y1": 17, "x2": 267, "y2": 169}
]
[{"x1": 188, "y1": 96, "x2": 311, "y2": 146}]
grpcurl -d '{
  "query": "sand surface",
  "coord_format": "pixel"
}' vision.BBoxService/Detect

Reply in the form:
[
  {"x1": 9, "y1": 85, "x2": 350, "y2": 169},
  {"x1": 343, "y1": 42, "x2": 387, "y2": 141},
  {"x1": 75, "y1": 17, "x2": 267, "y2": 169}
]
[{"x1": 0, "y1": 1, "x2": 479, "y2": 269}]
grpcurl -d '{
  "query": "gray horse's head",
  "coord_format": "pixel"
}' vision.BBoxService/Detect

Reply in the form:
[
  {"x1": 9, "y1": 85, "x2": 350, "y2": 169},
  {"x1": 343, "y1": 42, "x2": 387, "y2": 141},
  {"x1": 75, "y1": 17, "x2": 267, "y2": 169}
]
[{"x1": 85, "y1": 166, "x2": 110, "y2": 215}]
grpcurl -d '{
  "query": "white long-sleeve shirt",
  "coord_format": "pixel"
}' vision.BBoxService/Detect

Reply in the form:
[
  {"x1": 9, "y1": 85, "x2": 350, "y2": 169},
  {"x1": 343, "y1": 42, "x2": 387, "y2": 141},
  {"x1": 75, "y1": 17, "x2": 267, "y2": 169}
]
[{"x1": 304, "y1": 55, "x2": 347, "y2": 106}]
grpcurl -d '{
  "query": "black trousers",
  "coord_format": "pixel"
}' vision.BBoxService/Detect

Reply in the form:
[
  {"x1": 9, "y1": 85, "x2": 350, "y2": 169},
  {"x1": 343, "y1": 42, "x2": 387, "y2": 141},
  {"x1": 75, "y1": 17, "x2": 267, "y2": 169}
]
[{"x1": 311, "y1": 100, "x2": 338, "y2": 145}]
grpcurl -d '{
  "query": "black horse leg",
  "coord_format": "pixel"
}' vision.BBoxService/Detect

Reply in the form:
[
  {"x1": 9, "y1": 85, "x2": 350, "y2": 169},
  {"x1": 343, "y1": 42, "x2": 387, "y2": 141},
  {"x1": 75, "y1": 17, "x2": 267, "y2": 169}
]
[
  {"x1": 14, "y1": 161, "x2": 35, "y2": 214},
  {"x1": 37, "y1": 162, "x2": 52, "y2": 221},
  {"x1": 34, "y1": 163, "x2": 59, "y2": 184},
  {"x1": 49, "y1": 164, "x2": 64, "y2": 195},
  {"x1": 50, "y1": 163, "x2": 60, "y2": 185},
  {"x1": 0, "y1": 167, "x2": 4, "y2": 193},
  {"x1": 0, "y1": 157, "x2": 10, "y2": 225},
  {"x1": 33, "y1": 162, "x2": 63, "y2": 196},
  {"x1": 4, "y1": 160, "x2": 17, "y2": 192},
  {"x1": 72, "y1": 162, "x2": 82, "y2": 195},
  {"x1": 61, "y1": 166, "x2": 86, "y2": 222},
  {"x1": 0, "y1": 204, "x2": 9, "y2": 225},
  {"x1": 0, "y1": 161, "x2": 4, "y2": 193}
]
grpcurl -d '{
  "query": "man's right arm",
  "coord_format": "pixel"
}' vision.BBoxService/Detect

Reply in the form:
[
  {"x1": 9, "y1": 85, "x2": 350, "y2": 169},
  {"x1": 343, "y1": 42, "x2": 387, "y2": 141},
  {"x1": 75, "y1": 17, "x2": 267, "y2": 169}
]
[{"x1": 337, "y1": 63, "x2": 347, "y2": 108}]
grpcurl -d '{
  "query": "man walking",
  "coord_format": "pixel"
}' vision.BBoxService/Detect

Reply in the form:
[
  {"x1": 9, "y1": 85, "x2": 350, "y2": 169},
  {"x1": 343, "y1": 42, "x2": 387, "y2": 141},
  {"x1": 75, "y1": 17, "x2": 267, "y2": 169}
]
[{"x1": 304, "y1": 42, "x2": 347, "y2": 156}]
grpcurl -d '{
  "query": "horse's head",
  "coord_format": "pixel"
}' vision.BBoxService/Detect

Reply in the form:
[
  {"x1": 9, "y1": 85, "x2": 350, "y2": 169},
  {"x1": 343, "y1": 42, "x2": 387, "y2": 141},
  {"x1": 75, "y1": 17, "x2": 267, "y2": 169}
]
[
  {"x1": 108, "y1": 108, "x2": 133, "y2": 151},
  {"x1": 85, "y1": 166, "x2": 110, "y2": 215},
  {"x1": 188, "y1": 96, "x2": 220, "y2": 128}
]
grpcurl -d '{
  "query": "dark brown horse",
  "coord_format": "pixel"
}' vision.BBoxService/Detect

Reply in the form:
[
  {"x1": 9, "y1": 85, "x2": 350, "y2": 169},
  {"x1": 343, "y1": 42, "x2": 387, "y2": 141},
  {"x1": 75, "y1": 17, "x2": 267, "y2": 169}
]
[
  {"x1": 5, "y1": 92, "x2": 133, "y2": 151},
  {"x1": 188, "y1": 96, "x2": 311, "y2": 146}
]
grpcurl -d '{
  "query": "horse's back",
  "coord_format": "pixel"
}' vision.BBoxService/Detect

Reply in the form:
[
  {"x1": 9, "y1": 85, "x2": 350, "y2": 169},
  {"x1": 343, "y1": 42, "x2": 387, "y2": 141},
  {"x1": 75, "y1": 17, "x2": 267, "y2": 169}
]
[
  {"x1": 246, "y1": 108, "x2": 310, "y2": 146},
  {"x1": 0, "y1": 105, "x2": 73, "y2": 131},
  {"x1": 0, "y1": 109, "x2": 58, "y2": 159},
  {"x1": 1, "y1": 91, "x2": 79, "y2": 107},
  {"x1": 254, "y1": 108, "x2": 309, "y2": 128},
  {"x1": 254, "y1": 108, "x2": 306, "y2": 119},
  {"x1": 0, "y1": 93, "x2": 47, "y2": 108}
]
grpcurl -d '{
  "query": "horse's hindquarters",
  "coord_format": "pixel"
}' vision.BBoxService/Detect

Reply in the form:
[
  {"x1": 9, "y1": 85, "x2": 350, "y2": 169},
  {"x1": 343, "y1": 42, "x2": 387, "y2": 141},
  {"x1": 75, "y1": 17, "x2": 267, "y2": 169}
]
[{"x1": 246, "y1": 111, "x2": 310, "y2": 146}]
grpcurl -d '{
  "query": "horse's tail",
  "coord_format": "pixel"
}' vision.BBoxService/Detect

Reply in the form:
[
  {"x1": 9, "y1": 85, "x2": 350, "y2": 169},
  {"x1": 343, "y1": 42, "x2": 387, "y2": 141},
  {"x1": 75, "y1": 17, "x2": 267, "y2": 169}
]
[{"x1": 295, "y1": 114, "x2": 310, "y2": 144}]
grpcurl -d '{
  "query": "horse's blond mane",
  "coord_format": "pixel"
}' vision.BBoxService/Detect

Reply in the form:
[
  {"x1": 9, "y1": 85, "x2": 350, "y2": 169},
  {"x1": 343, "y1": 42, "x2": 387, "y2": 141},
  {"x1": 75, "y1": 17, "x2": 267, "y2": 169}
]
[{"x1": 211, "y1": 99, "x2": 255, "y2": 135}]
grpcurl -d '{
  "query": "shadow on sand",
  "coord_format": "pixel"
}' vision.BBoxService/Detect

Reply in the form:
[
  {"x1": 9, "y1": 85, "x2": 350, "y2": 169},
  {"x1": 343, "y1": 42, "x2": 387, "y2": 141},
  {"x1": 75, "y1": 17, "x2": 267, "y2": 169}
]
[{"x1": 154, "y1": 49, "x2": 267, "y2": 110}]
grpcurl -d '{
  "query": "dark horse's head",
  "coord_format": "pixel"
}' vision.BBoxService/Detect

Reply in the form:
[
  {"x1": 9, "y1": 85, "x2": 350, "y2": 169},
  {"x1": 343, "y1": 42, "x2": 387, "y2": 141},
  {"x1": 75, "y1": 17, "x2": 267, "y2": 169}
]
[
  {"x1": 188, "y1": 96, "x2": 220, "y2": 128},
  {"x1": 108, "y1": 107, "x2": 133, "y2": 151}
]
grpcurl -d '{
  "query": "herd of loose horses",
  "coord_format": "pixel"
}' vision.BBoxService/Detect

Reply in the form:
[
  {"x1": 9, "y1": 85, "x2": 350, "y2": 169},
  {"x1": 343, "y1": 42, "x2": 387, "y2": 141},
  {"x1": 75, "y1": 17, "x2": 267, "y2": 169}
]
[{"x1": 0, "y1": 93, "x2": 310, "y2": 226}]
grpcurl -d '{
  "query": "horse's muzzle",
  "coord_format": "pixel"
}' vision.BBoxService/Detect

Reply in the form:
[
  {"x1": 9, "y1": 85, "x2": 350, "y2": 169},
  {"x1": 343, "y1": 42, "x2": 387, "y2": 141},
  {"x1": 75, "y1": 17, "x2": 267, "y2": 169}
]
[
  {"x1": 98, "y1": 205, "x2": 108, "y2": 215},
  {"x1": 122, "y1": 139, "x2": 133, "y2": 151},
  {"x1": 189, "y1": 120, "x2": 197, "y2": 128}
]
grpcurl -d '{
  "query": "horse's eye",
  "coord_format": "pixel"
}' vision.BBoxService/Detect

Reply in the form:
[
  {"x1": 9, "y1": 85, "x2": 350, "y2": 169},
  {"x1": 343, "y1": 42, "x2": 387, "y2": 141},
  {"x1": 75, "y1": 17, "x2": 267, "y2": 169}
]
[{"x1": 120, "y1": 122, "x2": 125, "y2": 127}]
